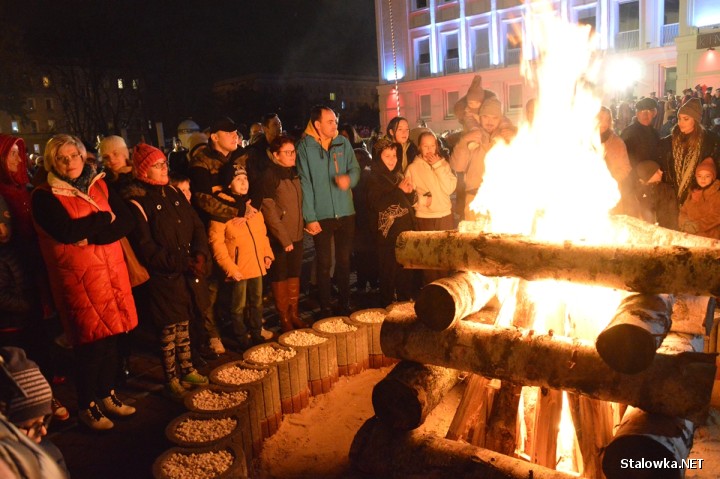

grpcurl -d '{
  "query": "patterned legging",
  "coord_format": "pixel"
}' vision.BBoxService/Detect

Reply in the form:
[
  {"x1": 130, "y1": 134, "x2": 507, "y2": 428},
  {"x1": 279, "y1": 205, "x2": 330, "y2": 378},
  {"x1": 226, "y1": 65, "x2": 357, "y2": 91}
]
[{"x1": 160, "y1": 321, "x2": 193, "y2": 381}]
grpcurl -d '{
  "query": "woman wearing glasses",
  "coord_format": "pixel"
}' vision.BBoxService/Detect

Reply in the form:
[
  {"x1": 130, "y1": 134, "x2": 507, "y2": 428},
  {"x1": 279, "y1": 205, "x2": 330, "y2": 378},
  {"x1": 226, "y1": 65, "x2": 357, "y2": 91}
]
[
  {"x1": 122, "y1": 144, "x2": 210, "y2": 400},
  {"x1": 259, "y1": 135, "x2": 306, "y2": 331},
  {"x1": 31, "y1": 134, "x2": 138, "y2": 432}
]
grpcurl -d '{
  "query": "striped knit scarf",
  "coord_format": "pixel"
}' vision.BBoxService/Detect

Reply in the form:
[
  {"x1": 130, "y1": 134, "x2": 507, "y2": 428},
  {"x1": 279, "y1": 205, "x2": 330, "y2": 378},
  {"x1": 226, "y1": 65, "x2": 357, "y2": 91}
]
[{"x1": 671, "y1": 126, "x2": 703, "y2": 203}]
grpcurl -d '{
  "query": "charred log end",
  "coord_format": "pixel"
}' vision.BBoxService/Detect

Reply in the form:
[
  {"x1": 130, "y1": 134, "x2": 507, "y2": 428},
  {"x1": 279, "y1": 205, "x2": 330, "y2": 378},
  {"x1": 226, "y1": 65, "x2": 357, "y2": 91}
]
[
  {"x1": 372, "y1": 378, "x2": 423, "y2": 431},
  {"x1": 596, "y1": 324, "x2": 663, "y2": 374},
  {"x1": 349, "y1": 417, "x2": 394, "y2": 475},
  {"x1": 602, "y1": 435, "x2": 684, "y2": 479},
  {"x1": 415, "y1": 283, "x2": 457, "y2": 331}
]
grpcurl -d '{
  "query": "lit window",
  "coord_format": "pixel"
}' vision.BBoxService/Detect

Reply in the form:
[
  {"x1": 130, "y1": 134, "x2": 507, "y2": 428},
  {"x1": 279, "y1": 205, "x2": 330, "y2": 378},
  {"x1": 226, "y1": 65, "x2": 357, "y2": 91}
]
[
  {"x1": 117, "y1": 78, "x2": 124, "y2": 89},
  {"x1": 11, "y1": 121, "x2": 19, "y2": 133},
  {"x1": 509, "y1": 84, "x2": 523, "y2": 110},
  {"x1": 618, "y1": 1, "x2": 640, "y2": 32},
  {"x1": 447, "y1": 91, "x2": 459, "y2": 116},
  {"x1": 47, "y1": 119, "x2": 55, "y2": 131},
  {"x1": 420, "y1": 94, "x2": 432, "y2": 118},
  {"x1": 42, "y1": 76, "x2": 51, "y2": 88},
  {"x1": 341, "y1": 100, "x2": 346, "y2": 110},
  {"x1": 33, "y1": 144, "x2": 40, "y2": 154},
  {"x1": 329, "y1": 92, "x2": 336, "y2": 101},
  {"x1": 132, "y1": 79, "x2": 139, "y2": 90}
]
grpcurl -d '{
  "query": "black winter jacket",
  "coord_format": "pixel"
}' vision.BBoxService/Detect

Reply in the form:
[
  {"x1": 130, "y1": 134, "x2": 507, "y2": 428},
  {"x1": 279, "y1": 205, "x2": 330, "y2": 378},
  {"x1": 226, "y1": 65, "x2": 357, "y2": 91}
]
[{"x1": 124, "y1": 182, "x2": 209, "y2": 327}]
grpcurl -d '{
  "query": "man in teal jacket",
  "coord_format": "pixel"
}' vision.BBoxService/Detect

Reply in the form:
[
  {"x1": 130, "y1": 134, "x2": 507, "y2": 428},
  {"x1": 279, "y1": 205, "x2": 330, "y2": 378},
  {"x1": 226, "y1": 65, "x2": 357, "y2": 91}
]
[{"x1": 297, "y1": 105, "x2": 361, "y2": 316}]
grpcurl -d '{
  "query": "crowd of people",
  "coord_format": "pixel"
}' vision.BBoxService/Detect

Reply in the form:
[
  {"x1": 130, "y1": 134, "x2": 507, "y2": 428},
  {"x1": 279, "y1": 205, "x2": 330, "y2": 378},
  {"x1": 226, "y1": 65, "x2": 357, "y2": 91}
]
[{"x1": 1, "y1": 75, "x2": 720, "y2": 477}]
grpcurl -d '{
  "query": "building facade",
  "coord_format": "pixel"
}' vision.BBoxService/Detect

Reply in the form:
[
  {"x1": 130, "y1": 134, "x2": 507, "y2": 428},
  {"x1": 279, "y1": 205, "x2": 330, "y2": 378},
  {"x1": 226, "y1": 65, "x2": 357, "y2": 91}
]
[
  {"x1": 375, "y1": 0, "x2": 720, "y2": 133},
  {"x1": 213, "y1": 72, "x2": 379, "y2": 131},
  {"x1": 0, "y1": 65, "x2": 146, "y2": 154}
]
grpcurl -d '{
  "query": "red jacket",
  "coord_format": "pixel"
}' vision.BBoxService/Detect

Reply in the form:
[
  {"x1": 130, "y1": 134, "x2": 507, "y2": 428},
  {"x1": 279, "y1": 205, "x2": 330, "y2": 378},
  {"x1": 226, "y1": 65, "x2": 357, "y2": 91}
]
[{"x1": 33, "y1": 173, "x2": 137, "y2": 346}]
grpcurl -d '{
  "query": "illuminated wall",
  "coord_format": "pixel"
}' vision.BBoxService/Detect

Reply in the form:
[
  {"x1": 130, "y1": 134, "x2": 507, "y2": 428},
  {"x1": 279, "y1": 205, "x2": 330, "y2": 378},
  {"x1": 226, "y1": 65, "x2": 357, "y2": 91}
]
[{"x1": 374, "y1": 0, "x2": 719, "y2": 133}]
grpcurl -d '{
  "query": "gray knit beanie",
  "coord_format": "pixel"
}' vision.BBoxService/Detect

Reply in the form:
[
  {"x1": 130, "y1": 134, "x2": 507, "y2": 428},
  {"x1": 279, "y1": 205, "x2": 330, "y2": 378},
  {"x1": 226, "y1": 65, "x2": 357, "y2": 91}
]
[
  {"x1": 0, "y1": 347, "x2": 52, "y2": 424},
  {"x1": 678, "y1": 98, "x2": 703, "y2": 125}
]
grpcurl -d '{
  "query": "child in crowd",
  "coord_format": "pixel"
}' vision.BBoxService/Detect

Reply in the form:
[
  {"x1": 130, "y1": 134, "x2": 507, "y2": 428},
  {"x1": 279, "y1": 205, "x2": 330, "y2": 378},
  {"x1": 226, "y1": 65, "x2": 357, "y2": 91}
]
[
  {"x1": 634, "y1": 160, "x2": 679, "y2": 230},
  {"x1": 170, "y1": 172, "x2": 192, "y2": 203},
  {"x1": 0, "y1": 347, "x2": 69, "y2": 476},
  {"x1": 368, "y1": 138, "x2": 417, "y2": 306},
  {"x1": 169, "y1": 172, "x2": 226, "y2": 357},
  {"x1": 679, "y1": 158, "x2": 720, "y2": 239},
  {"x1": 406, "y1": 131, "x2": 457, "y2": 284},
  {"x1": 208, "y1": 163, "x2": 273, "y2": 349}
]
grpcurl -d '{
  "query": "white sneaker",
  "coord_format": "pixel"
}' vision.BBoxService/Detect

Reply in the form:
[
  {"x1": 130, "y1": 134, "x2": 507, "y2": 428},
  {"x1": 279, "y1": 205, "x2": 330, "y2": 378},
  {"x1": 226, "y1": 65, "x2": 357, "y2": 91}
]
[
  {"x1": 100, "y1": 390, "x2": 136, "y2": 417},
  {"x1": 79, "y1": 402, "x2": 114, "y2": 431},
  {"x1": 209, "y1": 337, "x2": 226, "y2": 355}
]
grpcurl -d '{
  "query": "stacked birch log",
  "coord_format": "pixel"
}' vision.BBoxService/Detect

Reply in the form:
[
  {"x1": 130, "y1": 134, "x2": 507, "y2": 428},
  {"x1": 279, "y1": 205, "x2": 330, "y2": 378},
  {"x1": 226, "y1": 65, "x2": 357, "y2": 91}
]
[{"x1": 350, "y1": 216, "x2": 718, "y2": 479}]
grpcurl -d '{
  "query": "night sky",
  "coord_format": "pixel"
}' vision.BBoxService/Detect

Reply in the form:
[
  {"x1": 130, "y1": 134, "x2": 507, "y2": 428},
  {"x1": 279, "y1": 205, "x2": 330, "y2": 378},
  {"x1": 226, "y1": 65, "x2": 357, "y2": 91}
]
[
  {"x1": 7, "y1": 0, "x2": 378, "y2": 79},
  {"x1": 2, "y1": 0, "x2": 379, "y2": 133}
]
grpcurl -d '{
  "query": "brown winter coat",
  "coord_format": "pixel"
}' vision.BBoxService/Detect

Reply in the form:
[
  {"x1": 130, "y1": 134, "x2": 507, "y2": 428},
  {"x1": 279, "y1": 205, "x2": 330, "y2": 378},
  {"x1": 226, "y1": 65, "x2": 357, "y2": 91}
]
[{"x1": 679, "y1": 180, "x2": 720, "y2": 239}]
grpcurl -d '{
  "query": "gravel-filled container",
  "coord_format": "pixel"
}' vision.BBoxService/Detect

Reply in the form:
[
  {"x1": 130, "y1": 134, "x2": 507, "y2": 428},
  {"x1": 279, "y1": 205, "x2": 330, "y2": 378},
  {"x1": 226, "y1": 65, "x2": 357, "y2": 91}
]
[
  {"x1": 165, "y1": 412, "x2": 243, "y2": 449},
  {"x1": 243, "y1": 342, "x2": 309, "y2": 415},
  {"x1": 184, "y1": 385, "x2": 261, "y2": 462},
  {"x1": 209, "y1": 361, "x2": 282, "y2": 440},
  {"x1": 349, "y1": 308, "x2": 396, "y2": 368},
  {"x1": 386, "y1": 300, "x2": 415, "y2": 315},
  {"x1": 152, "y1": 441, "x2": 247, "y2": 479},
  {"x1": 278, "y1": 328, "x2": 337, "y2": 396},
  {"x1": 312, "y1": 316, "x2": 367, "y2": 377}
]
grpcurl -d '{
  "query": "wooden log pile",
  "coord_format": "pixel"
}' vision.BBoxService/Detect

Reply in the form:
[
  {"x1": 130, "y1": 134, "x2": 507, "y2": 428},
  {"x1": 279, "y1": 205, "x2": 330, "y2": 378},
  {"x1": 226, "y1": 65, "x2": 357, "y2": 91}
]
[
  {"x1": 348, "y1": 218, "x2": 717, "y2": 478},
  {"x1": 395, "y1": 229, "x2": 720, "y2": 296}
]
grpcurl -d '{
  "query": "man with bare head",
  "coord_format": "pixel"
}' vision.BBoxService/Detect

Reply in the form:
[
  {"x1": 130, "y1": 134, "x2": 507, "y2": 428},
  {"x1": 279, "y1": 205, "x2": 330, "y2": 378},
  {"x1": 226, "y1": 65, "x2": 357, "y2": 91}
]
[
  {"x1": 297, "y1": 105, "x2": 360, "y2": 317},
  {"x1": 621, "y1": 97, "x2": 660, "y2": 169}
]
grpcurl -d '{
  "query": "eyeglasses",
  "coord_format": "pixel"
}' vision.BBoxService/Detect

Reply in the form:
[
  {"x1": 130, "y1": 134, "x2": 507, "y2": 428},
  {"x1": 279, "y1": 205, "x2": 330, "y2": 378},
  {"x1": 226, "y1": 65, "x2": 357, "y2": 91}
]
[
  {"x1": 17, "y1": 414, "x2": 52, "y2": 437},
  {"x1": 57, "y1": 152, "x2": 82, "y2": 164},
  {"x1": 279, "y1": 150, "x2": 296, "y2": 156},
  {"x1": 151, "y1": 161, "x2": 169, "y2": 169}
]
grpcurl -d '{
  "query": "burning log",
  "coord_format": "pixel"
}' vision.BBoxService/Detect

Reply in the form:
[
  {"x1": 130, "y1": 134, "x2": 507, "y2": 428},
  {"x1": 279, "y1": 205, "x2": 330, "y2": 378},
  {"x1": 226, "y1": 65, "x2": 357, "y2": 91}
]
[
  {"x1": 372, "y1": 361, "x2": 462, "y2": 431},
  {"x1": 531, "y1": 387, "x2": 564, "y2": 468},
  {"x1": 349, "y1": 417, "x2": 581, "y2": 479},
  {"x1": 395, "y1": 230, "x2": 720, "y2": 296},
  {"x1": 602, "y1": 406, "x2": 695, "y2": 479},
  {"x1": 609, "y1": 215, "x2": 720, "y2": 248},
  {"x1": 380, "y1": 313, "x2": 715, "y2": 422},
  {"x1": 483, "y1": 381, "x2": 523, "y2": 456},
  {"x1": 414, "y1": 272, "x2": 496, "y2": 331},
  {"x1": 445, "y1": 375, "x2": 494, "y2": 442},
  {"x1": 595, "y1": 294, "x2": 674, "y2": 374},
  {"x1": 567, "y1": 394, "x2": 614, "y2": 479}
]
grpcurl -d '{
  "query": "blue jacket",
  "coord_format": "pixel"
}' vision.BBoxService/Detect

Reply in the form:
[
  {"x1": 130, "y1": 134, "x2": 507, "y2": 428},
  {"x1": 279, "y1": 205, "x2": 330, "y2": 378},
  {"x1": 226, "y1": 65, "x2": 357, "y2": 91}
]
[{"x1": 297, "y1": 123, "x2": 360, "y2": 222}]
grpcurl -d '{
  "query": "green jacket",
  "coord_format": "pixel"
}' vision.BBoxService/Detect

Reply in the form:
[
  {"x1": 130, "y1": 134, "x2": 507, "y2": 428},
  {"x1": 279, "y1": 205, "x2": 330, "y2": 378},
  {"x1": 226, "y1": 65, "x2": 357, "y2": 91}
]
[{"x1": 296, "y1": 124, "x2": 360, "y2": 223}]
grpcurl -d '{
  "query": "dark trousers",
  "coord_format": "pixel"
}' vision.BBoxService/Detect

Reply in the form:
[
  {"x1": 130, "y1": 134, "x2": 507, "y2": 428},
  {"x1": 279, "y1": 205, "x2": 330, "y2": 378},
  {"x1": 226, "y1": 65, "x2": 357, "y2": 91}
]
[
  {"x1": 314, "y1": 216, "x2": 355, "y2": 311},
  {"x1": 73, "y1": 335, "x2": 119, "y2": 409},
  {"x1": 268, "y1": 239, "x2": 304, "y2": 282},
  {"x1": 377, "y1": 235, "x2": 414, "y2": 307},
  {"x1": 415, "y1": 214, "x2": 455, "y2": 284}
]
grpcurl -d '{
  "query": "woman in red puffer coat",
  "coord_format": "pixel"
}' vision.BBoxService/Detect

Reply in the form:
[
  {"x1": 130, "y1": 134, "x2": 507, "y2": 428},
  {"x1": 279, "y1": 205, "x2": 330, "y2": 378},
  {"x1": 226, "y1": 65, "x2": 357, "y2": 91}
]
[{"x1": 32, "y1": 134, "x2": 138, "y2": 432}]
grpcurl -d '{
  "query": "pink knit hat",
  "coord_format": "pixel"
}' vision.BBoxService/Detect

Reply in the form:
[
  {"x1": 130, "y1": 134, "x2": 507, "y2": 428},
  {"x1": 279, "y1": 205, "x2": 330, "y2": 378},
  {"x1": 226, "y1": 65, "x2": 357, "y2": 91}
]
[
  {"x1": 696, "y1": 157, "x2": 717, "y2": 182},
  {"x1": 132, "y1": 143, "x2": 166, "y2": 182}
]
